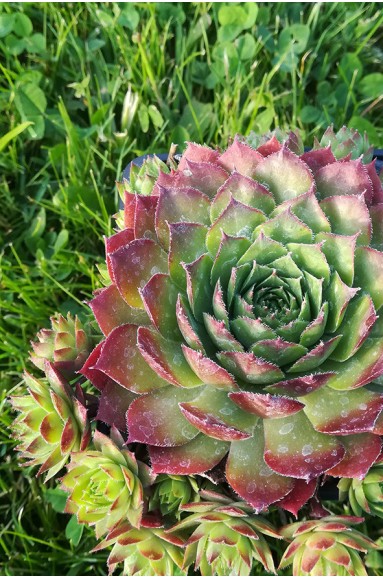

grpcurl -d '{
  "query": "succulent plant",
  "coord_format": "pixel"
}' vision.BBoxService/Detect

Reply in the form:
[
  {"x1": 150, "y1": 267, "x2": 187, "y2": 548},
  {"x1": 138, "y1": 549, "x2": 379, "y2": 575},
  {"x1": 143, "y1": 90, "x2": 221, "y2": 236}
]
[
  {"x1": 61, "y1": 429, "x2": 153, "y2": 536},
  {"x1": 114, "y1": 155, "x2": 170, "y2": 231},
  {"x1": 86, "y1": 131, "x2": 383, "y2": 515},
  {"x1": 338, "y1": 458, "x2": 383, "y2": 518},
  {"x1": 279, "y1": 515, "x2": 376, "y2": 576},
  {"x1": 30, "y1": 313, "x2": 93, "y2": 380},
  {"x1": 316, "y1": 125, "x2": 374, "y2": 162},
  {"x1": 11, "y1": 125, "x2": 383, "y2": 577},
  {"x1": 93, "y1": 518, "x2": 186, "y2": 576},
  {"x1": 245, "y1": 128, "x2": 304, "y2": 156},
  {"x1": 171, "y1": 491, "x2": 279, "y2": 576},
  {"x1": 10, "y1": 362, "x2": 90, "y2": 480},
  {"x1": 149, "y1": 474, "x2": 200, "y2": 519}
]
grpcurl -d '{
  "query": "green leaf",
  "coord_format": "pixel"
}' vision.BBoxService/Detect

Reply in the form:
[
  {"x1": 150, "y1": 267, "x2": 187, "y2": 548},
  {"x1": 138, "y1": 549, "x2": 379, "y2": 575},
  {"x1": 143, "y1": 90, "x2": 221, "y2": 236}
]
[
  {"x1": 0, "y1": 121, "x2": 33, "y2": 152},
  {"x1": 65, "y1": 515, "x2": 84, "y2": 546},
  {"x1": 171, "y1": 125, "x2": 190, "y2": 146},
  {"x1": 53, "y1": 229, "x2": 69, "y2": 254},
  {"x1": 218, "y1": 24, "x2": 243, "y2": 43},
  {"x1": 279, "y1": 24, "x2": 310, "y2": 55},
  {"x1": 5, "y1": 33, "x2": 25, "y2": 55},
  {"x1": 359, "y1": 73, "x2": 383, "y2": 99},
  {"x1": 138, "y1": 103, "x2": 149, "y2": 133},
  {"x1": 148, "y1": 104, "x2": 164, "y2": 129},
  {"x1": 118, "y1": 5, "x2": 140, "y2": 30},
  {"x1": 179, "y1": 99, "x2": 215, "y2": 141},
  {"x1": 45, "y1": 488, "x2": 68, "y2": 513},
  {"x1": 218, "y1": 5, "x2": 247, "y2": 27},
  {"x1": 349, "y1": 116, "x2": 378, "y2": 144},
  {"x1": 339, "y1": 52, "x2": 363, "y2": 83},
  {"x1": 95, "y1": 9, "x2": 114, "y2": 28},
  {"x1": 186, "y1": 13, "x2": 211, "y2": 50},
  {"x1": 14, "y1": 82, "x2": 47, "y2": 139},
  {"x1": 237, "y1": 33, "x2": 256, "y2": 60},
  {"x1": 300, "y1": 105, "x2": 321, "y2": 124},
  {"x1": 252, "y1": 107, "x2": 275, "y2": 133},
  {"x1": 0, "y1": 14, "x2": 15, "y2": 37},
  {"x1": 25, "y1": 208, "x2": 46, "y2": 246},
  {"x1": 87, "y1": 37, "x2": 105, "y2": 52},
  {"x1": 13, "y1": 13, "x2": 33, "y2": 37},
  {"x1": 24, "y1": 32, "x2": 46, "y2": 54},
  {"x1": 242, "y1": 3, "x2": 258, "y2": 28},
  {"x1": 68, "y1": 75, "x2": 90, "y2": 99},
  {"x1": 218, "y1": 3, "x2": 257, "y2": 29}
]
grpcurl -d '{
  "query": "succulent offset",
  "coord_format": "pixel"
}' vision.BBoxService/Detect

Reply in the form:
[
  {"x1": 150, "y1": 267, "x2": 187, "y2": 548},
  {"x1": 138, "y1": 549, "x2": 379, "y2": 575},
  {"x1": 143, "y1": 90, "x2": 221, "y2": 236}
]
[
  {"x1": 279, "y1": 516, "x2": 377, "y2": 576},
  {"x1": 30, "y1": 313, "x2": 93, "y2": 380},
  {"x1": 61, "y1": 429, "x2": 153, "y2": 535},
  {"x1": 93, "y1": 518, "x2": 186, "y2": 576},
  {"x1": 338, "y1": 457, "x2": 383, "y2": 518},
  {"x1": 149, "y1": 474, "x2": 200, "y2": 519},
  {"x1": 11, "y1": 125, "x2": 383, "y2": 576},
  {"x1": 171, "y1": 491, "x2": 279, "y2": 576},
  {"x1": 87, "y1": 127, "x2": 383, "y2": 513},
  {"x1": 10, "y1": 362, "x2": 90, "y2": 480}
]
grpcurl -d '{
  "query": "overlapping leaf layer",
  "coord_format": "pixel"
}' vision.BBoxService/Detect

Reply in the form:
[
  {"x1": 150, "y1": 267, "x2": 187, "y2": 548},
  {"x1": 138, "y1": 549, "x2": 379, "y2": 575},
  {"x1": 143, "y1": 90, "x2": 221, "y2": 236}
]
[{"x1": 87, "y1": 132, "x2": 383, "y2": 513}]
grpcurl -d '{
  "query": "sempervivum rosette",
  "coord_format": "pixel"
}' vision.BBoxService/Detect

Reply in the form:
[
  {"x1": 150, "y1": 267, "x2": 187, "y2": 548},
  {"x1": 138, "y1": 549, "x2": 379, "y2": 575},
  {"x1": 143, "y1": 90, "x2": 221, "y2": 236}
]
[
  {"x1": 170, "y1": 491, "x2": 279, "y2": 576},
  {"x1": 338, "y1": 455, "x2": 383, "y2": 518},
  {"x1": 30, "y1": 313, "x2": 93, "y2": 380},
  {"x1": 11, "y1": 362, "x2": 90, "y2": 480},
  {"x1": 61, "y1": 429, "x2": 153, "y2": 536},
  {"x1": 93, "y1": 517, "x2": 186, "y2": 576},
  {"x1": 279, "y1": 516, "x2": 376, "y2": 576},
  {"x1": 85, "y1": 129, "x2": 383, "y2": 515}
]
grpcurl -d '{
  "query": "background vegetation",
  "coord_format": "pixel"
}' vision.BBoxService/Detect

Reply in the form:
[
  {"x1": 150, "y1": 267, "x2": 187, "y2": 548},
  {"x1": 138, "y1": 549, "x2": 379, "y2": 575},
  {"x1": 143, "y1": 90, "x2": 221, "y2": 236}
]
[{"x1": 1, "y1": 2, "x2": 383, "y2": 575}]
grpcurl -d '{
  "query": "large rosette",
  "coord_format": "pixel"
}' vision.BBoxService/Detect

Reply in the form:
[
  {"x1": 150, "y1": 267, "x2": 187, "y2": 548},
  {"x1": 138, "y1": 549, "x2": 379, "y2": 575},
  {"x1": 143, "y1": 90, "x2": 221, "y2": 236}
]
[{"x1": 85, "y1": 132, "x2": 383, "y2": 512}]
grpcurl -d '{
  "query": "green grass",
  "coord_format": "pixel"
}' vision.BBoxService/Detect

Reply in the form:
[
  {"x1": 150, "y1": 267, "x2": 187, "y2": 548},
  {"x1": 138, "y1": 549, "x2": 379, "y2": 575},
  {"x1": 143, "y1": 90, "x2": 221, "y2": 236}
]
[{"x1": 1, "y1": 2, "x2": 383, "y2": 575}]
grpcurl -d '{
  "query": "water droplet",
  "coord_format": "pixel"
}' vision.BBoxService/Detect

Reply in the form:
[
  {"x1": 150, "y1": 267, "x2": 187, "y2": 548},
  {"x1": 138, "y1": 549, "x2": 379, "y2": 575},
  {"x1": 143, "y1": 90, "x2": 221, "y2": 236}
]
[
  {"x1": 259, "y1": 466, "x2": 273, "y2": 477},
  {"x1": 182, "y1": 426, "x2": 196, "y2": 440},
  {"x1": 279, "y1": 423, "x2": 294, "y2": 435},
  {"x1": 219, "y1": 407, "x2": 233, "y2": 416},
  {"x1": 277, "y1": 445, "x2": 289, "y2": 454},
  {"x1": 359, "y1": 403, "x2": 367, "y2": 410},
  {"x1": 301, "y1": 444, "x2": 313, "y2": 456}
]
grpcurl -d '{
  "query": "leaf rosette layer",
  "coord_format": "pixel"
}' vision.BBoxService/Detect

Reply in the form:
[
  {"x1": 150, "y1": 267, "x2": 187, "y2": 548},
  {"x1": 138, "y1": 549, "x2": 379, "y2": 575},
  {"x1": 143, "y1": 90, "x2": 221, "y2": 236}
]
[
  {"x1": 279, "y1": 515, "x2": 377, "y2": 575},
  {"x1": 93, "y1": 518, "x2": 186, "y2": 576},
  {"x1": 61, "y1": 430, "x2": 153, "y2": 536},
  {"x1": 30, "y1": 313, "x2": 93, "y2": 380},
  {"x1": 11, "y1": 362, "x2": 90, "y2": 480},
  {"x1": 85, "y1": 129, "x2": 383, "y2": 512},
  {"x1": 170, "y1": 491, "x2": 279, "y2": 576},
  {"x1": 338, "y1": 456, "x2": 383, "y2": 518}
]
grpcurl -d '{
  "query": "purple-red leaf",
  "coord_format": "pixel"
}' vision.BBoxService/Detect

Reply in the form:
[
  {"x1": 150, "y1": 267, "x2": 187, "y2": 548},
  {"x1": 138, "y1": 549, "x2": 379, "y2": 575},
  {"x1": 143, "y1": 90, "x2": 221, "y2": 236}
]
[
  {"x1": 94, "y1": 324, "x2": 169, "y2": 393},
  {"x1": 137, "y1": 326, "x2": 202, "y2": 388},
  {"x1": 182, "y1": 345, "x2": 237, "y2": 389},
  {"x1": 149, "y1": 433, "x2": 229, "y2": 474},
  {"x1": 226, "y1": 425, "x2": 295, "y2": 512},
  {"x1": 326, "y1": 433, "x2": 382, "y2": 479},
  {"x1": 218, "y1": 139, "x2": 263, "y2": 177},
  {"x1": 89, "y1": 284, "x2": 148, "y2": 336},
  {"x1": 229, "y1": 392, "x2": 304, "y2": 418},
  {"x1": 263, "y1": 411, "x2": 344, "y2": 479},
  {"x1": 127, "y1": 386, "x2": 200, "y2": 446},
  {"x1": 277, "y1": 479, "x2": 317, "y2": 517},
  {"x1": 110, "y1": 239, "x2": 168, "y2": 308},
  {"x1": 96, "y1": 381, "x2": 137, "y2": 432}
]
